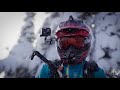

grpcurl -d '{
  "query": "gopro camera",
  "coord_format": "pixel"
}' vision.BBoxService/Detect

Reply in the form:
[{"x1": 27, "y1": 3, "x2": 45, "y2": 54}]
[{"x1": 40, "y1": 28, "x2": 51, "y2": 37}]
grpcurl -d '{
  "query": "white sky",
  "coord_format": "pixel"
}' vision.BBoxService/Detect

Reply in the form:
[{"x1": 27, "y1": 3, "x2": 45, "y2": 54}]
[{"x1": 0, "y1": 12, "x2": 50, "y2": 60}]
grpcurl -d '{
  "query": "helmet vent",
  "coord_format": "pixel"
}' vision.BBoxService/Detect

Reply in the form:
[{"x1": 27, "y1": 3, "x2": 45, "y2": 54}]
[{"x1": 69, "y1": 15, "x2": 74, "y2": 21}]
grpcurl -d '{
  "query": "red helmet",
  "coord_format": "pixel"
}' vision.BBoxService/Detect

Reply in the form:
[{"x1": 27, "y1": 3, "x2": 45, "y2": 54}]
[{"x1": 55, "y1": 16, "x2": 91, "y2": 64}]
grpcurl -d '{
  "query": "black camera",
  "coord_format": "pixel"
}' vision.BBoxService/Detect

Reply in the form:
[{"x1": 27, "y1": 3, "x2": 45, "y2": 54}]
[{"x1": 40, "y1": 27, "x2": 51, "y2": 37}]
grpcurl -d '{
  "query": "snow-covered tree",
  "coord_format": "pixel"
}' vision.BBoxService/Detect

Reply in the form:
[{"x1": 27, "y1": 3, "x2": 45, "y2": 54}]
[
  {"x1": 0, "y1": 12, "x2": 39, "y2": 77},
  {"x1": 0, "y1": 71, "x2": 5, "y2": 78},
  {"x1": 91, "y1": 12, "x2": 120, "y2": 72},
  {"x1": 19, "y1": 12, "x2": 36, "y2": 43},
  {"x1": 80, "y1": 12, "x2": 120, "y2": 73}
]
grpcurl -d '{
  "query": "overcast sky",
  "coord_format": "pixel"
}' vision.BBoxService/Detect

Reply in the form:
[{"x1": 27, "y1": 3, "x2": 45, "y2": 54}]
[{"x1": 0, "y1": 12, "x2": 50, "y2": 60}]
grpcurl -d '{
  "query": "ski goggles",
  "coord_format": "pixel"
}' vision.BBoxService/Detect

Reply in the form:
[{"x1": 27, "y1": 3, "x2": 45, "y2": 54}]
[
  {"x1": 55, "y1": 28, "x2": 89, "y2": 39},
  {"x1": 57, "y1": 36, "x2": 90, "y2": 50},
  {"x1": 56, "y1": 28, "x2": 91, "y2": 50}
]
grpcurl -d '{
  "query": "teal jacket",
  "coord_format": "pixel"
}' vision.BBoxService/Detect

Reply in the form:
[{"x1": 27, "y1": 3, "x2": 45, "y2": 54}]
[{"x1": 37, "y1": 61, "x2": 106, "y2": 78}]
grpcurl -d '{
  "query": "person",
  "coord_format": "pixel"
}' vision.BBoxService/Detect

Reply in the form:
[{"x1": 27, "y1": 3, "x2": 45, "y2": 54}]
[{"x1": 37, "y1": 16, "x2": 106, "y2": 78}]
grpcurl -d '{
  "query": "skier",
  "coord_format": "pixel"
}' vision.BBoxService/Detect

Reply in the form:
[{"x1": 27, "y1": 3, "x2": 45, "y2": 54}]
[{"x1": 37, "y1": 16, "x2": 106, "y2": 78}]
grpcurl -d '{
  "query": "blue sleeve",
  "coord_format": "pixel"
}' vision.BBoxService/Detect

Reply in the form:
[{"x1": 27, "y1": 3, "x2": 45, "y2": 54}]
[
  {"x1": 37, "y1": 64, "x2": 50, "y2": 78},
  {"x1": 94, "y1": 68, "x2": 106, "y2": 78}
]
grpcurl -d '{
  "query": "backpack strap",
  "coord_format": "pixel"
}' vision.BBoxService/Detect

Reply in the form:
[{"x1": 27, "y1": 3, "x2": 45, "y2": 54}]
[
  {"x1": 49, "y1": 60, "x2": 99, "y2": 78},
  {"x1": 49, "y1": 60, "x2": 64, "y2": 78},
  {"x1": 83, "y1": 61, "x2": 99, "y2": 78}
]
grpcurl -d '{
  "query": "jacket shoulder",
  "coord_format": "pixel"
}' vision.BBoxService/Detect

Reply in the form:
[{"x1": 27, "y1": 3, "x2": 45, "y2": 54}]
[
  {"x1": 85, "y1": 61, "x2": 106, "y2": 78},
  {"x1": 37, "y1": 64, "x2": 50, "y2": 78},
  {"x1": 94, "y1": 68, "x2": 106, "y2": 78}
]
